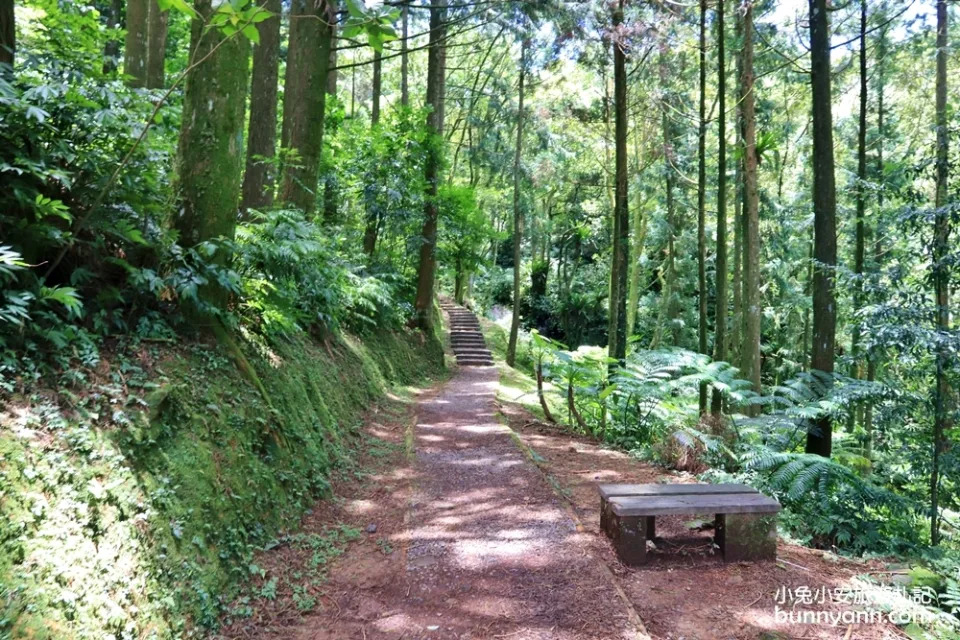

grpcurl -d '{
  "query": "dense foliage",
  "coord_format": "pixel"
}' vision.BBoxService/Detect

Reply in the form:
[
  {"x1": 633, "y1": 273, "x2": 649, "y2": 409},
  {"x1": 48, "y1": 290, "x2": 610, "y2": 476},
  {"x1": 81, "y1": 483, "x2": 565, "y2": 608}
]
[{"x1": 1, "y1": 0, "x2": 959, "y2": 635}]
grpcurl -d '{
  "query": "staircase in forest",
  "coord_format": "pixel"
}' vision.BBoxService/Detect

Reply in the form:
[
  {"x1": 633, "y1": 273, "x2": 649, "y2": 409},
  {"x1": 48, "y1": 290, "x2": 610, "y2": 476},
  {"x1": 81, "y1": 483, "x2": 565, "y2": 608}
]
[{"x1": 440, "y1": 301, "x2": 495, "y2": 367}]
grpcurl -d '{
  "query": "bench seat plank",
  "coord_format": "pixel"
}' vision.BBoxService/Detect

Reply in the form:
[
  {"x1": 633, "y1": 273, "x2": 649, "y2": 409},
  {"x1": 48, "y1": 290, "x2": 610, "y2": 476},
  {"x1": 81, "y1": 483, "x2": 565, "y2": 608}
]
[
  {"x1": 610, "y1": 492, "x2": 780, "y2": 517},
  {"x1": 597, "y1": 483, "x2": 757, "y2": 500}
]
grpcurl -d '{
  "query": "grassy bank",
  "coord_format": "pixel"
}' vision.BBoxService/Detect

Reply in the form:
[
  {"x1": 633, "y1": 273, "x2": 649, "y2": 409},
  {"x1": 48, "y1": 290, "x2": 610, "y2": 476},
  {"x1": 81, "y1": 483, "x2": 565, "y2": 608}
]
[{"x1": 0, "y1": 328, "x2": 443, "y2": 639}]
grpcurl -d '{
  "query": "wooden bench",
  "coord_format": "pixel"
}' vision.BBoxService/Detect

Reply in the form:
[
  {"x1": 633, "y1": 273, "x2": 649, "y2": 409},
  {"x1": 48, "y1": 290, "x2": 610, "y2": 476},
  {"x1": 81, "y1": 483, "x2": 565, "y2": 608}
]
[{"x1": 597, "y1": 483, "x2": 780, "y2": 565}]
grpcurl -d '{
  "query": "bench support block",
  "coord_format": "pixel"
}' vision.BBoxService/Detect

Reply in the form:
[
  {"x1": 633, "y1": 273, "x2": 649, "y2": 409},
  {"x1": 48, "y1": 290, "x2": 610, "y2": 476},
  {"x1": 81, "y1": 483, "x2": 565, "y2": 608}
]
[
  {"x1": 609, "y1": 512, "x2": 649, "y2": 566},
  {"x1": 716, "y1": 513, "x2": 778, "y2": 562}
]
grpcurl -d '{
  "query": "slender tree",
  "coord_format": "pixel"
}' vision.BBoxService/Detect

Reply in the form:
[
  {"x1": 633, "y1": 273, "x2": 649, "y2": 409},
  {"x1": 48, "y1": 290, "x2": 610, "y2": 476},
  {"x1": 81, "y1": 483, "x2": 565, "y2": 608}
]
[
  {"x1": 697, "y1": 0, "x2": 708, "y2": 411},
  {"x1": 507, "y1": 36, "x2": 529, "y2": 367},
  {"x1": 931, "y1": 0, "x2": 949, "y2": 545},
  {"x1": 401, "y1": 1, "x2": 410, "y2": 107},
  {"x1": 711, "y1": 0, "x2": 728, "y2": 416},
  {"x1": 740, "y1": 0, "x2": 761, "y2": 402},
  {"x1": 805, "y1": 0, "x2": 838, "y2": 457},
  {"x1": 849, "y1": 0, "x2": 868, "y2": 432},
  {"x1": 323, "y1": 34, "x2": 340, "y2": 224},
  {"x1": 280, "y1": 0, "x2": 335, "y2": 214},
  {"x1": 413, "y1": 0, "x2": 447, "y2": 329},
  {"x1": 241, "y1": 0, "x2": 282, "y2": 212},
  {"x1": 372, "y1": 50, "x2": 383, "y2": 124},
  {"x1": 609, "y1": 0, "x2": 630, "y2": 365},
  {"x1": 124, "y1": 0, "x2": 150, "y2": 87},
  {"x1": 145, "y1": 0, "x2": 169, "y2": 88},
  {"x1": 0, "y1": 0, "x2": 12, "y2": 70},
  {"x1": 174, "y1": 0, "x2": 250, "y2": 309},
  {"x1": 363, "y1": 49, "x2": 385, "y2": 255}
]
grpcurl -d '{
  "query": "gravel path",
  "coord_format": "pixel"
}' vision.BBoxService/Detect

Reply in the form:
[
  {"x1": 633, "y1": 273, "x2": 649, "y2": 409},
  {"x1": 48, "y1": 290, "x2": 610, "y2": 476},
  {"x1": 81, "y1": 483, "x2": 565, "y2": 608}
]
[{"x1": 399, "y1": 361, "x2": 641, "y2": 639}]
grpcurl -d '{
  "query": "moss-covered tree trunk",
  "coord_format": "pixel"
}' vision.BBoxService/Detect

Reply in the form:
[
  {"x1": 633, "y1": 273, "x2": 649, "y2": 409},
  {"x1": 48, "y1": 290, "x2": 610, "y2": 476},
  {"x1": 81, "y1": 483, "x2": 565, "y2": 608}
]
[
  {"x1": 241, "y1": 0, "x2": 281, "y2": 213},
  {"x1": 805, "y1": 0, "x2": 838, "y2": 457},
  {"x1": 413, "y1": 0, "x2": 447, "y2": 329},
  {"x1": 174, "y1": 0, "x2": 250, "y2": 310},
  {"x1": 145, "y1": 0, "x2": 168, "y2": 88},
  {"x1": 280, "y1": 0, "x2": 335, "y2": 214},
  {"x1": 124, "y1": 0, "x2": 149, "y2": 87}
]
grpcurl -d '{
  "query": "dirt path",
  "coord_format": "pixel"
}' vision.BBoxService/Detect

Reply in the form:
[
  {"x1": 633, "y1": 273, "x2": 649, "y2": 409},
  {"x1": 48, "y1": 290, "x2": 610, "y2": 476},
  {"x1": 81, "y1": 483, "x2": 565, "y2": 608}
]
[{"x1": 398, "y1": 365, "x2": 640, "y2": 639}]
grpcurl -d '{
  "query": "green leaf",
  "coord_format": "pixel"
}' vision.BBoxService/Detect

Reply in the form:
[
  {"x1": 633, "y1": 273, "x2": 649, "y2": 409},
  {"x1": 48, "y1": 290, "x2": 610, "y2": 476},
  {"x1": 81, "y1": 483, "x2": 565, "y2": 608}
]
[{"x1": 242, "y1": 24, "x2": 260, "y2": 44}]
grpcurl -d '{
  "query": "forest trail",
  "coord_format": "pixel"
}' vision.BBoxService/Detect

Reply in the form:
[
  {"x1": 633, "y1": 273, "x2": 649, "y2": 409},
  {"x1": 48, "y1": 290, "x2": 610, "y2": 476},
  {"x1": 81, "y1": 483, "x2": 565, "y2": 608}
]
[
  {"x1": 399, "y1": 362, "x2": 641, "y2": 639},
  {"x1": 218, "y1": 309, "x2": 908, "y2": 640}
]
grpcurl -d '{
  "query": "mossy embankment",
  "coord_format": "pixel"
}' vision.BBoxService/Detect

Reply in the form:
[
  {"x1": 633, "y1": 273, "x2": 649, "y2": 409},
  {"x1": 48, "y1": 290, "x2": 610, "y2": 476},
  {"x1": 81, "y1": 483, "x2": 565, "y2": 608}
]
[{"x1": 0, "y1": 328, "x2": 443, "y2": 639}]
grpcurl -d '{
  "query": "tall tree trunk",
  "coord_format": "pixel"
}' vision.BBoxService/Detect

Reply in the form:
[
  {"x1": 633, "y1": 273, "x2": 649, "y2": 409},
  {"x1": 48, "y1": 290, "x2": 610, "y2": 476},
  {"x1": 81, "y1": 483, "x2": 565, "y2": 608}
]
[
  {"x1": 241, "y1": 0, "x2": 282, "y2": 213},
  {"x1": 849, "y1": 0, "x2": 868, "y2": 431},
  {"x1": 413, "y1": 0, "x2": 447, "y2": 330},
  {"x1": 145, "y1": 0, "x2": 168, "y2": 88},
  {"x1": 372, "y1": 50, "x2": 382, "y2": 124},
  {"x1": 323, "y1": 36, "x2": 339, "y2": 224},
  {"x1": 174, "y1": 0, "x2": 250, "y2": 310},
  {"x1": 711, "y1": 0, "x2": 728, "y2": 416},
  {"x1": 507, "y1": 37, "x2": 529, "y2": 367},
  {"x1": 740, "y1": 0, "x2": 761, "y2": 402},
  {"x1": 401, "y1": 1, "x2": 409, "y2": 107},
  {"x1": 0, "y1": 0, "x2": 13, "y2": 70},
  {"x1": 280, "y1": 0, "x2": 335, "y2": 214},
  {"x1": 697, "y1": 0, "x2": 708, "y2": 412},
  {"x1": 931, "y1": 0, "x2": 949, "y2": 545},
  {"x1": 610, "y1": 0, "x2": 629, "y2": 365},
  {"x1": 805, "y1": 0, "x2": 839, "y2": 457},
  {"x1": 865, "y1": 24, "x2": 887, "y2": 461},
  {"x1": 103, "y1": 0, "x2": 124, "y2": 74},
  {"x1": 363, "y1": 49, "x2": 384, "y2": 254},
  {"x1": 124, "y1": 0, "x2": 149, "y2": 87}
]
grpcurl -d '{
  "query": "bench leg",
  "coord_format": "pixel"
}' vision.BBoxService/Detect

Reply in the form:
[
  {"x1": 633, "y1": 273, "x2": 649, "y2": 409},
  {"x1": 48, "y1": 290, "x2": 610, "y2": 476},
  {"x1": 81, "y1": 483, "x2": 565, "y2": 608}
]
[
  {"x1": 646, "y1": 515, "x2": 656, "y2": 540},
  {"x1": 716, "y1": 513, "x2": 778, "y2": 562},
  {"x1": 600, "y1": 498, "x2": 610, "y2": 536},
  {"x1": 609, "y1": 512, "x2": 649, "y2": 566}
]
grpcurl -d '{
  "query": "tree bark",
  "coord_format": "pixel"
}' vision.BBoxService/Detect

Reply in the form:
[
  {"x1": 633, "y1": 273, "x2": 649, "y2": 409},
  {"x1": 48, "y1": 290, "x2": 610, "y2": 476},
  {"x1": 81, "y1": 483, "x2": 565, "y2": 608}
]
[
  {"x1": 145, "y1": 0, "x2": 168, "y2": 88},
  {"x1": 848, "y1": 0, "x2": 867, "y2": 432},
  {"x1": 372, "y1": 49, "x2": 382, "y2": 124},
  {"x1": 401, "y1": 1, "x2": 409, "y2": 107},
  {"x1": 363, "y1": 48, "x2": 384, "y2": 254},
  {"x1": 323, "y1": 35, "x2": 339, "y2": 224},
  {"x1": 0, "y1": 0, "x2": 13, "y2": 70},
  {"x1": 413, "y1": 0, "x2": 447, "y2": 329},
  {"x1": 124, "y1": 0, "x2": 149, "y2": 87},
  {"x1": 280, "y1": 0, "x2": 335, "y2": 214},
  {"x1": 241, "y1": 0, "x2": 282, "y2": 213},
  {"x1": 610, "y1": 0, "x2": 629, "y2": 366},
  {"x1": 740, "y1": 0, "x2": 761, "y2": 403},
  {"x1": 174, "y1": 0, "x2": 250, "y2": 309},
  {"x1": 507, "y1": 37, "x2": 528, "y2": 367},
  {"x1": 697, "y1": 0, "x2": 708, "y2": 412},
  {"x1": 711, "y1": 0, "x2": 728, "y2": 416},
  {"x1": 931, "y1": 0, "x2": 949, "y2": 545},
  {"x1": 805, "y1": 0, "x2": 839, "y2": 457}
]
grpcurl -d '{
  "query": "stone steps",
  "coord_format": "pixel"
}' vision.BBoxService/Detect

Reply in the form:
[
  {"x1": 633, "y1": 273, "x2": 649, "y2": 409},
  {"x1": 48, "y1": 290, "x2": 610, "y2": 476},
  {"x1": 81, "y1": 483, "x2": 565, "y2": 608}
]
[{"x1": 440, "y1": 301, "x2": 493, "y2": 367}]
